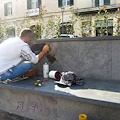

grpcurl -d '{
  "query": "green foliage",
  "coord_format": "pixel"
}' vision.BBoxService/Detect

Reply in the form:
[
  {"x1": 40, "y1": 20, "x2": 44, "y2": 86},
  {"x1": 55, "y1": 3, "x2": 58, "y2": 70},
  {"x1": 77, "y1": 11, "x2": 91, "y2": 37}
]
[
  {"x1": 69, "y1": 6, "x2": 120, "y2": 37},
  {"x1": 1, "y1": 5, "x2": 120, "y2": 40},
  {"x1": 0, "y1": 25, "x2": 4, "y2": 40}
]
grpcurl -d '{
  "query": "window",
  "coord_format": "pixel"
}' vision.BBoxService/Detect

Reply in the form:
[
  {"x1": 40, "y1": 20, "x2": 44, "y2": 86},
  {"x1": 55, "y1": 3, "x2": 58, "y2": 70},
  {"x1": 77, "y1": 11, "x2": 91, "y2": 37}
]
[
  {"x1": 82, "y1": 21, "x2": 92, "y2": 37},
  {"x1": 95, "y1": 0, "x2": 110, "y2": 7},
  {"x1": 4, "y1": 2, "x2": 12, "y2": 16},
  {"x1": 104, "y1": 0, "x2": 110, "y2": 5},
  {"x1": 60, "y1": 22, "x2": 73, "y2": 34},
  {"x1": 58, "y1": 0, "x2": 74, "y2": 7},
  {"x1": 95, "y1": 19, "x2": 113, "y2": 36},
  {"x1": 6, "y1": 27, "x2": 15, "y2": 38},
  {"x1": 63, "y1": 0, "x2": 70, "y2": 6},
  {"x1": 27, "y1": 0, "x2": 41, "y2": 9}
]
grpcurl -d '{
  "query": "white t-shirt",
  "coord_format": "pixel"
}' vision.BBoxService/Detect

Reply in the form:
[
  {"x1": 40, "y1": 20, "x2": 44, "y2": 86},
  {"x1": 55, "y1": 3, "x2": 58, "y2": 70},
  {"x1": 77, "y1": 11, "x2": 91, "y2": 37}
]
[{"x1": 0, "y1": 37, "x2": 39, "y2": 75}]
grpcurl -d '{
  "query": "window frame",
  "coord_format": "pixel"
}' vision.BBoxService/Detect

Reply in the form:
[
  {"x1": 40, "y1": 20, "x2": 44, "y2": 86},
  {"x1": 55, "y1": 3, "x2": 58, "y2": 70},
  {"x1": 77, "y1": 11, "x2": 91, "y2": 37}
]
[
  {"x1": 95, "y1": 0, "x2": 110, "y2": 7},
  {"x1": 60, "y1": 22, "x2": 74, "y2": 34},
  {"x1": 27, "y1": 0, "x2": 41, "y2": 10},
  {"x1": 82, "y1": 21, "x2": 92, "y2": 37},
  {"x1": 63, "y1": 0, "x2": 70, "y2": 6},
  {"x1": 58, "y1": 0, "x2": 74, "y2": 8},
  {"x1": 95, "y1": 19, "x2": 113, "y2": 36},
  {"x1": 4, "y1": 2, "x2": 12, "y2": 16}
]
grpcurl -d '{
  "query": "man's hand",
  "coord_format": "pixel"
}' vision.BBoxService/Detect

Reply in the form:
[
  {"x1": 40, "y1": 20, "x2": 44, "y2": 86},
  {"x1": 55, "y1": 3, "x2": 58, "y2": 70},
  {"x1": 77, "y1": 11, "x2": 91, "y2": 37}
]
[
  {"x1": 42, "y1": 44, "x2": 50, "y2": 54},
  {"x1": 38, "y1": 44, "x2": 50, "y2": 62}
]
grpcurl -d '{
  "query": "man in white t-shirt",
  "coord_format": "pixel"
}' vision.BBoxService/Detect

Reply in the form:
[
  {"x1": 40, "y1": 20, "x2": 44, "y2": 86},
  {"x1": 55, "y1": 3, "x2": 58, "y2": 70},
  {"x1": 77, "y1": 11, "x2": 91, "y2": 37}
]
[{"x1": 0, "y1": 28, "x2": 50, "y2": 81}]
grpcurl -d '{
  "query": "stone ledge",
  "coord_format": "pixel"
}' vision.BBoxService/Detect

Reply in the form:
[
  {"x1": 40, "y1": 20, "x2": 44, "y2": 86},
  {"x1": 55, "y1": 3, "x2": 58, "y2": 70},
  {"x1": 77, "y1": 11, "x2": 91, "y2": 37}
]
[
  {"x1": 37, "y1": 36, "x2": 120, "y2": 42},
  {"x1": 0, "y1": 76, "x2": 120, "y2": 109},
  {"x1": 0, "y1": 110, "x2": 32, "y2": 120}
]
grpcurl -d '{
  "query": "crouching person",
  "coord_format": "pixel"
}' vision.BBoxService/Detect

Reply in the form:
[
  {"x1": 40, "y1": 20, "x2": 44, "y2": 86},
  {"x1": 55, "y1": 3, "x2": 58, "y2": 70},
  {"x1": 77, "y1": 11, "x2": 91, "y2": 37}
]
[{"x1": 0, "y1": 28, "x2": 50, "y2": 81}]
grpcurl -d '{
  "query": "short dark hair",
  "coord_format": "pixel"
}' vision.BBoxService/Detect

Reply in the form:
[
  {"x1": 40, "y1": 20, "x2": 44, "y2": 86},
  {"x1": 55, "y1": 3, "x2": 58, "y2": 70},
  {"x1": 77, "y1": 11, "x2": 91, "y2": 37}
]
[{"x1": 19, "y1": 28, "x2": 35, "y2": 38}]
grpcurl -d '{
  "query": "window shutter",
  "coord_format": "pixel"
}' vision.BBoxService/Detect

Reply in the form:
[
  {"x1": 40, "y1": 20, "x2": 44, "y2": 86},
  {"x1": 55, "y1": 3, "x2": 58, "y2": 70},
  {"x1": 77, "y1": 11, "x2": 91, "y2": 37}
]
[
  {"x1": 4, "y1": 3, "x2": 8, "y2": 16},
  {"x1": 8, "y1": 3, "x2": 12, "y2": 15},
  {"x1": 95, "y1": 0, "x2": 99, "y2": 7},
  {"x1": 38, "y1": 0, "x2": 41, "y2": 8},
  {"x1": 27, "y1": 0, "x2": 31, "y2": 9},
  {"x1": 104, "y1": 0, "x2": 110, "y2": 5},
  {"x1": 58, "y1": 0, "x2": 62, "y2": 7},
  {"x1": 70, "y1": 0, "x2": 74, "y2": 6}
]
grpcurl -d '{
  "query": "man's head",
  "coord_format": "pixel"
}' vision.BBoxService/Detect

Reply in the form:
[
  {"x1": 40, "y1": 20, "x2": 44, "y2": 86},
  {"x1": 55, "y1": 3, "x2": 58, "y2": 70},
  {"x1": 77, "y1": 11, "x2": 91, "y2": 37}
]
[{"x1": 19, "y1": 28, "x2": 36, "y2": 46}]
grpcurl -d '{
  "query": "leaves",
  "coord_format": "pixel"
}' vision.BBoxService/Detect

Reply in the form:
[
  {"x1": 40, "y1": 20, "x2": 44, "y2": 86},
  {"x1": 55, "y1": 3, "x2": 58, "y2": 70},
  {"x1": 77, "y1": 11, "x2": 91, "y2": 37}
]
[{"x1": 1, "y1": 5, "x2": 120, "y2": 40}]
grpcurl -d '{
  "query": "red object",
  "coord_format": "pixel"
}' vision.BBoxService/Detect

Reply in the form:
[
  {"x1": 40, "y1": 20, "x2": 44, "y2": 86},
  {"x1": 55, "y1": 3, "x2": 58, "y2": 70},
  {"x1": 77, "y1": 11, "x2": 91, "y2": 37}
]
[
  {"x1": 45, "y1": 79, "x2": 47, "y2": 81},
  {"x1": 104, "y1": 5, "x2": 107, "y2": 9}
]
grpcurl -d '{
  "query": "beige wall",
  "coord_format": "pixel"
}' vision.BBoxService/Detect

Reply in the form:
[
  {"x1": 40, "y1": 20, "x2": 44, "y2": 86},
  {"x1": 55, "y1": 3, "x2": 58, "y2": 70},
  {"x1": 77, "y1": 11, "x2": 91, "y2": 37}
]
[
  {"x1": 0, "y1": 0, "x2": 119, "y2": 21},
  {"x1": 75, "y1": 0, "x2": 92, "y2": 9},
  {"x1": 0, "y1": 0, "x2": 120, "y2": 38},
  {"x1": 0, "y1": 0, "x2": 27, "y2": 20},
  {"x1": 42, "y1": 0, "x2": 60, "y2": 13},
  {"x1": 0, "y1": 0, "x2": 75, "y2": 21},
  {"x1": 42, "y1": 0, "x2": 75, "y2": 17},
  {"x1": 116, "y1": 0, "x2": 120, "y2": 4}
]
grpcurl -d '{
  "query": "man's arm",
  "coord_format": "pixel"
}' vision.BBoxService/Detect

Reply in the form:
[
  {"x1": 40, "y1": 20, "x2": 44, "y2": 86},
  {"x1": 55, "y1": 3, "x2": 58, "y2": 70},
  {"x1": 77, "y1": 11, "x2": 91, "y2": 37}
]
[{"x1": 38, "y1": 44, "x2": 50, "y2": 62}]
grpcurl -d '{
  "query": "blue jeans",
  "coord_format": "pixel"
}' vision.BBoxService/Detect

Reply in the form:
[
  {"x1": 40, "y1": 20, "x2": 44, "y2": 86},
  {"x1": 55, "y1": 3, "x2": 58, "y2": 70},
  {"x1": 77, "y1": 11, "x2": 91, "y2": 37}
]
[{"x1": 0, "y1": 61, "x2": 32, "y2": 81}]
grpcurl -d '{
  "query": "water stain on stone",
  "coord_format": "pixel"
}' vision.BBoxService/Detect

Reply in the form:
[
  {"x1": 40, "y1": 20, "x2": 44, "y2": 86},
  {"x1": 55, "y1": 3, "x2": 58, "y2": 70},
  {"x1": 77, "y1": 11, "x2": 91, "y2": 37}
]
[
  {"x1": 31, "y1": 43, "x2": 45, "y2": 54},
  {"x1": 46, "y1": 54, "x2": 56, "y2": 64},
  {"x1": 31, "y1": 43, "x2": 56, "y2": 64}
]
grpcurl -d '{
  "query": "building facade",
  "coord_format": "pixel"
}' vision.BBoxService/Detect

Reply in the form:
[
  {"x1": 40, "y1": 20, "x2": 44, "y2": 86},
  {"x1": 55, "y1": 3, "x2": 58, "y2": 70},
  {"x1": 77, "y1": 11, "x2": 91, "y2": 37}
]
[{"x1": 0, "y1": 0, "x2": 120, "y2": 39}]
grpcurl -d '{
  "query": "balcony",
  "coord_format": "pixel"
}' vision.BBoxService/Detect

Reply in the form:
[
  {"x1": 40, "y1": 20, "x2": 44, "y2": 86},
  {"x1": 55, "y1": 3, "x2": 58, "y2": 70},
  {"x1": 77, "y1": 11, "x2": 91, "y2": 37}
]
[{"x1": 75, "y1": 0, "x2": 119, "y2": 15}]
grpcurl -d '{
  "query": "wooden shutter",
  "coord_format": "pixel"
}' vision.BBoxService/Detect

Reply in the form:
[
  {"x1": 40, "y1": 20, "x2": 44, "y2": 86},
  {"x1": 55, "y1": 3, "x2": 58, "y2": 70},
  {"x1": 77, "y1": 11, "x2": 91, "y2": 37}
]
[
  {"x1": 38, "y1": 0, "x2": 41, "y2": 8},
  {"x1": 8, "y1": 2, "x2": 12, "y2": 15},
  {"x1": 95, "y1": 0, "x2": 99, "y2": 7},
  {"x1": 70, "y1": 0, "x2": 74, "y2": 6},
  {"x1": 27, "y1": 0, "x2": 31, "y2": 9},
  {"x1": 104, "y1": 0, "x2": 110, "y2": 5},
  {"x1": 58, "y1": 0, "x2": 62, "y2": 7},
  {"x1": 4, "y1": 3, "x2": 8, "y2": 16}
]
